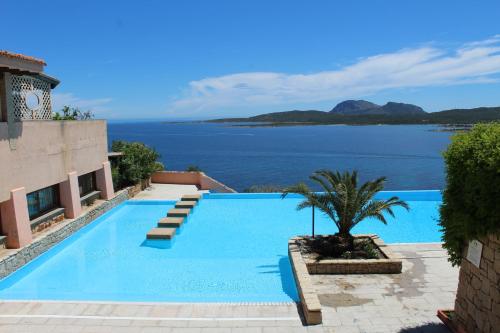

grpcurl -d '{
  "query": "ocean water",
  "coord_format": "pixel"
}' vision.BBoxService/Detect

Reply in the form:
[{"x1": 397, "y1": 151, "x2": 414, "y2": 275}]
[
  {"x1": 0, "y1": 191, "x2": 441, "y2": 302},
  {"x1": 107, "y1": 122, "x2": 452, "y2": 191}
]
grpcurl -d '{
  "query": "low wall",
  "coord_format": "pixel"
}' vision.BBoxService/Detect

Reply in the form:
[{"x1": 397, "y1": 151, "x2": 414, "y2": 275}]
[
  {"x1": 151, "y1": 171, "x2": 236, "y2": 193},
  {"x1": 454, "y1": 234, "x2": 500, "y2": 333},
  {"x1": 127, "y1": 178, "x2": 151, "y2": 197},
  {"x1": 304, "y1": 235, "x2": 402, "y2": 274},
  {"x1": 0, "y1": 189, "x2": 129, "y2": 279},
  {"x1": 288, "y1": 238, "x2": 322, "y2": 325}
]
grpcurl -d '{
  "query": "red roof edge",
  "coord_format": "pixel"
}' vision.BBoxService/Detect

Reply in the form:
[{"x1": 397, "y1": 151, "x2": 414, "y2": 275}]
[{"x1": 0, "y1": 50, "x2": 46, "y2": 66}]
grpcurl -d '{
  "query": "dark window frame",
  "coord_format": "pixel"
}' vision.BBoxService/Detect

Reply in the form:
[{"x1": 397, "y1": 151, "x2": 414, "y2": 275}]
[
  {"x1": 78, "y1": 172, "x2": 97, "y2": 197},
  {"x1": 26, "y1": 185, "x2": 60, "y2": 220}
]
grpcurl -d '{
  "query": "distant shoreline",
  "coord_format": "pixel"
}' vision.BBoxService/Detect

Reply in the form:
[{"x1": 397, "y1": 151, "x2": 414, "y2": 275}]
[{"x1": 159, "y1": 120, "x2": 474, "y2": 131}]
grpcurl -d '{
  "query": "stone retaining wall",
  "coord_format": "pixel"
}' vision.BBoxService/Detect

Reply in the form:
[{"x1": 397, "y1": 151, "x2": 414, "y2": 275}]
[
  {"x1": 288, "y1": 238, "x2": 322, "y2": 325},
  {"x1": 127, "y1": 178, "x2": 151, "y2": 197},
  {"x1": 454, "y1": 233, "x2": 500, "y2": 333},
  {"x1": 0, "y1": 189, "x2": 129, "y2": 279}
]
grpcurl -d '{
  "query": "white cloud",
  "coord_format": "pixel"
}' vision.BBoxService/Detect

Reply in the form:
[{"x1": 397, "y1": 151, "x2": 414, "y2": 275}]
[
  {"x1": 52, "y1": 93, "x2": 112, "y2": 114},
  {"x1": 169, "y1": 36, "x2": 500, "y2": 114}
]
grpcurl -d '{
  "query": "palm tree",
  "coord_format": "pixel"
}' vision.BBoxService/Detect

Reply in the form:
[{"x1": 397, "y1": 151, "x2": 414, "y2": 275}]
[{"x1": 282, "y1": 170, "x2": 409, "y2": 250}]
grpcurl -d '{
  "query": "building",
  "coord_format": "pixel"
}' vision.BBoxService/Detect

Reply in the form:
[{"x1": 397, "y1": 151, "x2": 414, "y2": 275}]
[{"x1": 0, "y1": 51, "x2": 114, "y2": 249}]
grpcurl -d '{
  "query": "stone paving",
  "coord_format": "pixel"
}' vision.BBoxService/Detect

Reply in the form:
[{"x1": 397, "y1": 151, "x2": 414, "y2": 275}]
[
  {"x1": 0, "y1": 243, "x2": 458, "y2": 333},
  {"x1": 131, "y1": 183, "x2": 206, "y2": 201},
  {"x1": 314, "y1": 243, "x2": 459, "y2": 332}
]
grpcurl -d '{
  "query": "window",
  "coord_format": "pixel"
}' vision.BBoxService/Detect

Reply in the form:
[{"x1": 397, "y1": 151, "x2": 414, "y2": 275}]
[
  {"x1": 78, "y1": 172, "x2": 96, "y2": 197},
  {"x1": 27, "y1": 185, "x2": 60, "y2": 220}
]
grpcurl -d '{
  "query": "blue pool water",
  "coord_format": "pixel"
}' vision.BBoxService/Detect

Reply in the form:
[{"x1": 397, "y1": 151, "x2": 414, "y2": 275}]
[{"x1": 0, "y1": 191, "x2": 442, "y2": 302}]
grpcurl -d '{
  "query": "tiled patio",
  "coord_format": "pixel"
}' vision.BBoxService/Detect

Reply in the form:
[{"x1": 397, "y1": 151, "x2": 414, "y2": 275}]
[
  {"x1": 313, "y1": 243, "x2": 459, "y2": 332},
  {"x1": 0, "y1": 243, "x2": 458, "y2": 333},
  {"x1": 131, "y1": 183, "x2": 207, "y2": 201}
]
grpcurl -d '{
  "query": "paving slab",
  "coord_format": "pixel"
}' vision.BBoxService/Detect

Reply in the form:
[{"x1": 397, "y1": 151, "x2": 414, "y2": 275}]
[
  {"x1": 167, "y1": 208, "x2": 191, "y2": 217},
  {"x1": 175, "y1": 201, "x2": 197, "y2": 209},
  {"x1": 181, "y1": 194, "x2": 202, "y2": 201},
  {"x1": 158, "y1": 217, "x2": 184, "y2": 228},
  {"x1": 146, "y1": 228, "x2": 176, "y2": 240},
  {"x1": 131, "y1": 183, "x2": 206, "y2": 201}
]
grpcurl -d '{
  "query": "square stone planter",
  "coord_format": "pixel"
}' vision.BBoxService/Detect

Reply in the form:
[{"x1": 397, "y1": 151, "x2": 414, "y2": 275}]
[
  {"x1": 294, "y1": 234, "x2": 402, "y2": 274},
  {"x1": 287, "y1": 234, "x2": 402, "y2": 326}
]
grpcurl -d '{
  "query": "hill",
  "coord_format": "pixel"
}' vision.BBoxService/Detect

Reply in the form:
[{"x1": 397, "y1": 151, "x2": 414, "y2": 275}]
[
  {"x1": 329, "y1": 100, "x2": 426, "y2": 117},
  {"x1": 209, "y1": 100, "x2": 500, "y2": 125}
]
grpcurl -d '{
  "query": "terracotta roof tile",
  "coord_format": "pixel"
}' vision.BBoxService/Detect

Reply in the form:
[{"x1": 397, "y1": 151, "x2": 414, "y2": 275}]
[{"x1": 0, "y1": 50, "x2": 46, "y2": 65}]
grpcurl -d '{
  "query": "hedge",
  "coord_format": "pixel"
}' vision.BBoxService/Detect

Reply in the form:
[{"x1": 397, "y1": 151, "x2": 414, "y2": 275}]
[{"x1": 439, "y1": 123, "x2": 500, "y2": 266}]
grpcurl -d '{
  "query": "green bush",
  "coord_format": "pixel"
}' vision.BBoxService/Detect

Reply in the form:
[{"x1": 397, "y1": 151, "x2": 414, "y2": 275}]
[
  {"x1": 439, "y1": 123, "x2": 500, "y2": 266},
  {"x1": 243, "y1": 184, "x2": 284, "y2": 193},
  {"x1": 186, "y1": 165, "x2": 202, "y2": 172},
  {"x1": 53, "y1": 106, "x2": 94, "y2": 120},
  {"x1": 111, "y1": 141, "x2": 164, "y2": 189}
]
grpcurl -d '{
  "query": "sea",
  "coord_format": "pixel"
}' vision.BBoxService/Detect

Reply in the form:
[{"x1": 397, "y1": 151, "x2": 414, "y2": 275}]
[{"x1": 107, "y1": 122, "x2": 453, "y2": 192}]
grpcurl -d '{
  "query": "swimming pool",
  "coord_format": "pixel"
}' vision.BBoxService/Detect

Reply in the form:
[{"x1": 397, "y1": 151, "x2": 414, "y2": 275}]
[{"x1": 0, "y1": 191, "x2": 442, "y2": 302}]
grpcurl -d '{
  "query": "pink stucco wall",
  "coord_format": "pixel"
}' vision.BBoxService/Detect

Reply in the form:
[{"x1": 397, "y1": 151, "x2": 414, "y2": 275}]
[
  {"x1": 151, "y1": 171, "x2": 236, "y2": 193},
  {"x1": 96, "y1": 161, "x2": 115, "y2": 200},
  {"x1": 0, "y1": 188, "x2": 32, "y2": 248},
  {"x1": 151, "y1": 171, "x2": 202, "y2": 186},
  {"x1": 0, "y1": 120, "x2": 109, "y2": 203},
  {"x1": 59, "y1": 171, "x2": 82, "y2": 219}
]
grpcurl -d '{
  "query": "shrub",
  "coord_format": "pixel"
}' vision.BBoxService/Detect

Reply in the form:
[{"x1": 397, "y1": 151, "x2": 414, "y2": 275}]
[
  {"x1": 53, "y1": 106, "x2": 94, "y2": 120},
  {"x1": 439, "y1": 123, "x2": 500, "y2": 266},
  {"x1": 243, "y1": 184, "x2": 284, "y2": 193},
  {"x1": 111, "y1": 141, "x2": 164, "y2": 189},
  {"x1": 186, "y1": 165, "x2": 202, "y2": 172}
]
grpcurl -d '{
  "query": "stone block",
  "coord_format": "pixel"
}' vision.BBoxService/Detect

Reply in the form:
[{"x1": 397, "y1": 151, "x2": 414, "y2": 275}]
[
  {"x1": 181, "y1": 194, "x2": 201, "y2": 201},
  {"x1": 482, "y1": 245, "x2": 494, "y2": 262},
  {"x1": 454, "y1": 233, "x2": 500, "y2": 333},
  {"x1": 175, "y1": 201, "x2": 197, "y2": 209},
  {"x1": 146, "y1": 227, "x2": 175, "y2": 240},
  {"x1": 158, "y1": 217, "x2": 184, "y2": 228},
  {"x1": 167, "y1": 208, "x2": 191, "y2": 217}
]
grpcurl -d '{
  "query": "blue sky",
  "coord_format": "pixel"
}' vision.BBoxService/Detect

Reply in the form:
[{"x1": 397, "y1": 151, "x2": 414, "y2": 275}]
[{"x1": 2, "y1": 0, "x2": 500, "y2": 119}]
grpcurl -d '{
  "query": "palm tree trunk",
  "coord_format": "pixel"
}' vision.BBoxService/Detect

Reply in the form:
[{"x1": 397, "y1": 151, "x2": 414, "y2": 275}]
[
  {"x1": 337, "y1": 225, "x2": 354, "y2": 251},
  {"x1": 312, "y1": 205, "x2": 315, "y2": 238}
]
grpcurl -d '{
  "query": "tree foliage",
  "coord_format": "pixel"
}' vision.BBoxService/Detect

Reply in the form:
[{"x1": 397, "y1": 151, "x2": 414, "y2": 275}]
[
  {"x1": 111, "y1": 141, "x2": 164, "y2": 189},
  {"x1": 186, "y1": 165, "x2": 202, "y2": 172},
  {"x1": 439, "y1": 123, "x2": 500, "y2": 266},
  {"x1": 282, "y1": 170, "x2": 409, "y2": 249},
  {"x1": 53, "y1": 106, "x2": 94, "y2": 120},
  {"x1": 243, "y1": 184, "x2": 283, "y2": 193}
]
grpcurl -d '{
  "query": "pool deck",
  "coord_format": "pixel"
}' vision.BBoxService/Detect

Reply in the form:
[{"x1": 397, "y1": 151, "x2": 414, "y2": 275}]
[
  {"x1": 0, "y1": 243, "x2": 459, "y2": 333},
  {"x1": 131, "y1": 183, "x2": 207, "y2": 201}
]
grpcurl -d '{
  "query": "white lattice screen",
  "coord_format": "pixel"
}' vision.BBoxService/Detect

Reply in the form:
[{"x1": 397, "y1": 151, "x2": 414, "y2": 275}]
[{"x1": 9, "y1": 74, "x2": 52, "y2": 120}]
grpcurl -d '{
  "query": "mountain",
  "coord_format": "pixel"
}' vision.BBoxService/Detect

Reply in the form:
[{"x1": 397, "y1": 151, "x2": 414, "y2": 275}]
[
  {"x1": 329, "y1": 100, "x2": 381, "y2": 115},
  {"x1": 376, "y1": 102, "x2": 426, "y2": 116},
  {"x1": 329, "y1": 100, "x2": 426, "y2": 116},
  {"x1": 209, "y1": 100, "x2": 500, "y2": 125}
]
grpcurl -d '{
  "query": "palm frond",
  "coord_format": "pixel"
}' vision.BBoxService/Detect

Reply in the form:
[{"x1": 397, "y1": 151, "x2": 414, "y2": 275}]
[{"x1": 283, "y1": 169, "x2": 409, "y2": 238}]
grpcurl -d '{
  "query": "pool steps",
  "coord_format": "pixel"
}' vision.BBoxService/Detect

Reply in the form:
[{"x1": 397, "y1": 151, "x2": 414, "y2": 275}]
[
  {"x1": 175, "y1": 200, "x2": 197, "y2": 209},
  {"x1": 146, "y1": 194, "x2": 202, "y2": 242},
  {"x1": 158, "y1": 217, "x2": 184, "y2": 228},
  {"x1": 167, "y1": 208, "x2": 191, "y2": 217},
  {"x1": 146, "y1": 227, "x2": 176, "y2": 240},
  {"x1": 180, "y1": 193, "x2": 202, "y2": 202}
]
